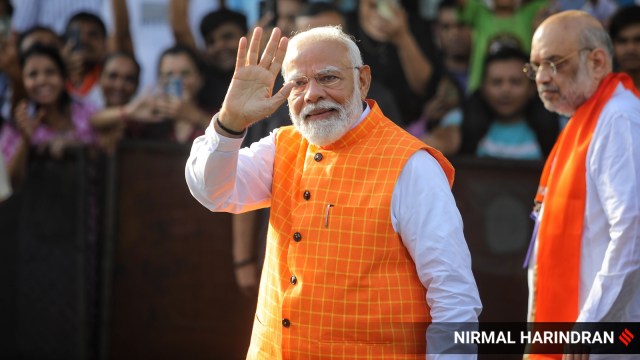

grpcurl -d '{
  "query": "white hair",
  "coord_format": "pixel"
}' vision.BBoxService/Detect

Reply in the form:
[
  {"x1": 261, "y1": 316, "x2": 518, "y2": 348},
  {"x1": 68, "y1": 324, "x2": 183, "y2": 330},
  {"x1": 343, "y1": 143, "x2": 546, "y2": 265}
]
[{"x1": 282, "y1": 25, "x2": 363, "y2": 79}]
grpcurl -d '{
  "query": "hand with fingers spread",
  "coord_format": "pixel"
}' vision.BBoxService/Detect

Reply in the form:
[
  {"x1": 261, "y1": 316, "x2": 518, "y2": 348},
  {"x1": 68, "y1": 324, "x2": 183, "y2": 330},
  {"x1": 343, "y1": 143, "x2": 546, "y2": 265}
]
[{"x1": 217, "y1": 27, "x2": 294, "y2": 134}]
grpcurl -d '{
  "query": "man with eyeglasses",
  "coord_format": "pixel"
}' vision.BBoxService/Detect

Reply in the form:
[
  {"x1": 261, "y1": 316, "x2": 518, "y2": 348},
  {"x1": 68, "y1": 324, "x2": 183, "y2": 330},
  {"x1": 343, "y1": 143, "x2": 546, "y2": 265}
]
[
  {"x1": 185, "y1": 25, "x2": 481, "y2": 359},
  {"x1": 523, "y1": 9, "x2": 640, "y2": 352}
]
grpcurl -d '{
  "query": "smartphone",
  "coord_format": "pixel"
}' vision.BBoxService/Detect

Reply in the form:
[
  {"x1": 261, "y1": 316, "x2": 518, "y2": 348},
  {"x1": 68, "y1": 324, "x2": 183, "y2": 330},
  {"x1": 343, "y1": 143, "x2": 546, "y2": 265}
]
[
  {"x1": 27, "y1": 101, "x2": 37, "y2": 118},
  {"x1": 258, "y1": 0, "x2": 278, "y2": 28},
  {"x1": 164, "y1": 77, "x2": 183, "y2": 98},
  {"x1": 66, "y1": 27, "x2": 83, "y2": 52},
  {"x1": 376, "y1": 0, "x2": 399, "y2": 20},
  {"x1": 0, "y1": 16, "x2": 10, "y2": 40}
]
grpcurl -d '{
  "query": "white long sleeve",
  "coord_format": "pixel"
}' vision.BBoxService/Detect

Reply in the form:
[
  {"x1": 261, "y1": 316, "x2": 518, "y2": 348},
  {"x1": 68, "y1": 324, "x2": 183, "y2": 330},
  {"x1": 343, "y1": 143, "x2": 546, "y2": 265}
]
[
  {"x1": 527, "y1": 85, "x2": 640, "y2": 323},
  {"x1": 577, "y1": 85, "x2": 640, "y2": 322}
]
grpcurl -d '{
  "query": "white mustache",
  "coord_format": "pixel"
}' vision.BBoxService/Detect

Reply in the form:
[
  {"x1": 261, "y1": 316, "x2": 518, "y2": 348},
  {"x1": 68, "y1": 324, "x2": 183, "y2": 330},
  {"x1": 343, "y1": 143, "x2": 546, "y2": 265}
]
[
  {"x1": 538, "y1": 85, "x2": 559, "y2": 93},
  {"x1": 300, "y1": 101, "x2": 341, "y2": 120}
]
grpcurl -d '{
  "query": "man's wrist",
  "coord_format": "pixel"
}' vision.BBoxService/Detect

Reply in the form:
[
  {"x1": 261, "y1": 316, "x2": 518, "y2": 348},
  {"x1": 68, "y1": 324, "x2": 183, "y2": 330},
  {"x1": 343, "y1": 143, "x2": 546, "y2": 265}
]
[
  {"x1": 390, "y1": 28, "x2": 412, "y2": 47},
  {"x1": 215, "y1": 113, "x2": 246, "y2": 137}
]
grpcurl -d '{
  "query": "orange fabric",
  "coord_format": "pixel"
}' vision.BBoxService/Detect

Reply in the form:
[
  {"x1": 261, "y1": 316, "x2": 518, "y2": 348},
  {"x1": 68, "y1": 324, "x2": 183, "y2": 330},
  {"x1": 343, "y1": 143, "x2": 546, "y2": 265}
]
[
  {"x1": 246, "y1": 100, "x2": 453, "y2": 360},
  {"x1": 529, "y1": 74, "x2": 639, "y2": 359},
  {"x1": 66, "y1": 65, "x2": 102, "y2": 97}
]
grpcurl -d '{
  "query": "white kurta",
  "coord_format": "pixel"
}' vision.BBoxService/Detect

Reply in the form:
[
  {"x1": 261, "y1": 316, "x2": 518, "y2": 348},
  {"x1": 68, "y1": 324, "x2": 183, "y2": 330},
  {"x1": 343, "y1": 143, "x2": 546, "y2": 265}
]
[{"x1": 528, "y1": 84, "x2": 640, "y2": 323}]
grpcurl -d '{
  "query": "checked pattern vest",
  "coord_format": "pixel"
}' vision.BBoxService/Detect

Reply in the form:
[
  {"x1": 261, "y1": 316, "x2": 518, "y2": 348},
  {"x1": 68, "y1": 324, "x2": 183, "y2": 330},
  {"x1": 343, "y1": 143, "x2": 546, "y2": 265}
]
[{"x1": 247, "y1": 100, "x2": 453, "y2": 360}]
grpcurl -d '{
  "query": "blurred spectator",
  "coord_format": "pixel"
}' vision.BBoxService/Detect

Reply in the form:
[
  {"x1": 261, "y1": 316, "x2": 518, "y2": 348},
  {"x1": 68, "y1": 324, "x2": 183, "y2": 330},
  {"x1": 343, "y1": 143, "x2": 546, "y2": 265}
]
[
  {"x1": 137, "y1": 45, "x2": 210, "y2": 144},
  {"x1": 0, "y1": 1, "x2": 16, "y2": 122},
  {"x1": 9, "y1": 27, "x2": 65, "y2": 117},
  {"x1": 434, "y1": 0, "x2": 472, "y2": 93},
  {"x1": 17, "y1": 26, "x2": 63, "y2": 54},
  {"x1": 228, "y1": 0, "x2": 305, "y2": 36},
  {"x1": 199, "y1": 9, "x2": 247, "y2": 74},
  {"x1": 459, "y1": 47, "x2": 559, "y2": 160},
  {"x1": 168, "y1": 4, "x2": 251, "y2": 141},
  {"x1": 582, "y1": 0, "x2": 618, "y2": 26},
  {"x1": 0, "y1": 148, "x2": 9, "y2": 201},
  {"x1": 0, "y1": 0, "x2": 10, "y2": 202},
  {"x1": 63, "y1": 12, "x2": 108, "y2": 108},
  {"x1": 407, "y1": 75, "x2": 464, "y2": 156},
  {"x1": 609, "y1": 5, "x2": 640, "y2": 91},
  {"x1": 246, "y1": 0, "x2": 306, "y2": 54},
  {"x1": 277, "y1": 0, "x2": 305, "y2": 37},
  {"x1": 346, "y1": 0, "x2": 443, "y2": 126},
  {"x1": 296, "y1": 1, "x2": 346, "y2": 29},
  {"x1": 1, "y1": 45, "x2": 97, "y2": 184},
  {"x1": 10, "y1": 0, "x2": 102, "y2": 35},
  {"x1": 99, "y1": 52, "x2": 140, "y2": 108},
  {"x1": 90, "y1": 52, "x2": 161, "y2": 153},
  {"x1": 103, "y1": 0, "x2": 219, "y2": 89},
  {"x1": 457, "y1": 0, "x2": 548, "y2": 92}
]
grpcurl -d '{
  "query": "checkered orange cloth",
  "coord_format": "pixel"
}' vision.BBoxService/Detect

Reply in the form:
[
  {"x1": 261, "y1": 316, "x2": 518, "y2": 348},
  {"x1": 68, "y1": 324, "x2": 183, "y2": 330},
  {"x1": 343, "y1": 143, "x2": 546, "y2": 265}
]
[{"x1": 246, "y1": 100, "x2": 454, "y2": 359}]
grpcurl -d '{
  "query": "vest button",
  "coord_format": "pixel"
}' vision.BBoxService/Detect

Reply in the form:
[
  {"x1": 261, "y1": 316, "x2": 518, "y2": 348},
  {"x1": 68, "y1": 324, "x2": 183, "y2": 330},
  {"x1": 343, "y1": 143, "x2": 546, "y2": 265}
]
[
  {"x1": 282, "y1": 318, "x2": 291, "y2": 328},
  {"x1": 290, "y1": 275, "x2": 297, "y2": 285},
  {"x1": 293, "y1": 232, "x2": 302, "y2": 242},
  {"x1": 314, "y1": 153, "x2": 323, "y2": 162},
  {"x1": 303, "y1": 190, "x2": 311, "y2": 200}
]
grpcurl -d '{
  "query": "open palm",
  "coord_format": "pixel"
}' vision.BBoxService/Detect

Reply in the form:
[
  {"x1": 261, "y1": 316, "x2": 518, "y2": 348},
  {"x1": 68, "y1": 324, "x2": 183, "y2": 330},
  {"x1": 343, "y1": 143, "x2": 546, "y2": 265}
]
[{"x1": 219, "y1": 27, "x2": 293, "y2": 130}]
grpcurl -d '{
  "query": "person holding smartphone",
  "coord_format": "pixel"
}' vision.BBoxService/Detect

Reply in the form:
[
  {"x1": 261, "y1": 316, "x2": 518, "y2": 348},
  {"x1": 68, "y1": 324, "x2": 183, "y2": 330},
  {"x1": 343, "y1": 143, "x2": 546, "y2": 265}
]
[
  {"x1": 62, "y1": 12, "x2": 108, "y2": 109},
  {"x1": 143, "y1": 45, "x2": 210, "y2": 144},
  {"x1": 345, "y1": 0, "x2": 444, "y2": 127}
]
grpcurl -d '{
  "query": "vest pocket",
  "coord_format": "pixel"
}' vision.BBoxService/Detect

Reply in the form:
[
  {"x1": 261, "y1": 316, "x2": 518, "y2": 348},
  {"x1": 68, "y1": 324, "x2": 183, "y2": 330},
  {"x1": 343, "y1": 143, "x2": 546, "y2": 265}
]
[{"x1": 247, "y1": 312, "x2": 281, "y2": 360}]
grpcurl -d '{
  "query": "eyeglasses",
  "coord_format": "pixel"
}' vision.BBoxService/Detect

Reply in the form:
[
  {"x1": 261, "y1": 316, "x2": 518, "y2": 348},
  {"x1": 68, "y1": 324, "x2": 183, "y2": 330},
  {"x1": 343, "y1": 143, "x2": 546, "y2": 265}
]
[
  {"x1": 522, "y1": 48, "x2": 592, "y2": 80},
  {"x1": 288, "y1": 66, "x2": 360, "y2": 95}
]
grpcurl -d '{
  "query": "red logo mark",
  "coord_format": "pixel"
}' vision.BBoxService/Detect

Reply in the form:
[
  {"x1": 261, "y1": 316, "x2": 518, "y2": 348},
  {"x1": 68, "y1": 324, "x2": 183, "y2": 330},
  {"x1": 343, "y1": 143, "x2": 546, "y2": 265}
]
[{"x1": 619, "y1": 328, "x2": 634, "y2": 347}]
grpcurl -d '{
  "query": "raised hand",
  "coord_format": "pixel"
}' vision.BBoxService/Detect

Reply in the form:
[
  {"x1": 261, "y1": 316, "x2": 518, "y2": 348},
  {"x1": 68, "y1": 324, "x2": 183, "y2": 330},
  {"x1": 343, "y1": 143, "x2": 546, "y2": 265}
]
[
  {"x1": 62, "y1": 41, "x2": 86, "y2": 86},
  {"x1": 15, "y1": 100, "x2": 44, "y2": 140},
  {"x1": 383, "y1": 6, "x2": 411, "y2": 45},
  {"x1": 218, "y1": 27, "x2": 293, "y2": 133},
  {"x1": 125, "y1": 94, "x2": 163, "y2": 123}
]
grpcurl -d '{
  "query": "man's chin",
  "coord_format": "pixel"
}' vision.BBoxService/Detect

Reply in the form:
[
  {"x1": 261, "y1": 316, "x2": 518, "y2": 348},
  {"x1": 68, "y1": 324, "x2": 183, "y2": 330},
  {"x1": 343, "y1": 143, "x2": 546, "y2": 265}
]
[
  {"x1": 296, "y1": 120, "x2": 349, "y2": 146},
  {"x1": 543, "y1": 102, "x2": 574, "y2": 117}
]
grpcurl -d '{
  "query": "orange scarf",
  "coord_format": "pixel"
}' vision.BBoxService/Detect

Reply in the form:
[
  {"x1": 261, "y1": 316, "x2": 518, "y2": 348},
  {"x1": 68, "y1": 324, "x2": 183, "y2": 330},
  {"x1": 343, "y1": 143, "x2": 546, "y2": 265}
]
[
  {"x1": 66, "y1": 65, "x2": 102, "y2": 97},
  {"x1": 533, "y1": 73, "x2": 639, "y2": 330}
]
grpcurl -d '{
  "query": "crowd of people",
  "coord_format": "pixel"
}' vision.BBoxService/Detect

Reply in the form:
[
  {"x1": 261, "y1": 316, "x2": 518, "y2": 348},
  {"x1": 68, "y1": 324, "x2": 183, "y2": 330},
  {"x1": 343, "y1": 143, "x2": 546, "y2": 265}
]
[
  {"x1": 0, "y1": 0, "x2": 637, "y2": 183},
  {"x1": 1, "y1": 0, "x2": 640, "y2": 358}
]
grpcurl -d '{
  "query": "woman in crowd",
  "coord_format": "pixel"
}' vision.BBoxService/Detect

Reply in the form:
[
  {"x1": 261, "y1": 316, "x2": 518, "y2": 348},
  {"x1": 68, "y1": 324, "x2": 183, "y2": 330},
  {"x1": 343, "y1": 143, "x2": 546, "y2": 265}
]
[
  {"x1": 90, "y1": 51, "x2": 160, "y2": 151},
  {"x1": 144, "y1": 44, "x2": 211, "y2": 143},
  {"x1": 0, "y1": 44, "x2": 97, "y2": 184}
]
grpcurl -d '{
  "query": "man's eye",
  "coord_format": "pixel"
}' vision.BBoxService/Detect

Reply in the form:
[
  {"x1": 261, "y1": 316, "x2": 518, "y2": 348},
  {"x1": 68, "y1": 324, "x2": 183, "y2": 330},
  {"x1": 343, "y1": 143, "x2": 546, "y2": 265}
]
[
  {"x1": 293, "y1": 78, "x2": 307, "y2": 87},
  {"x1": 318, "y1": 75, "x2": 338, "y2": 84}
]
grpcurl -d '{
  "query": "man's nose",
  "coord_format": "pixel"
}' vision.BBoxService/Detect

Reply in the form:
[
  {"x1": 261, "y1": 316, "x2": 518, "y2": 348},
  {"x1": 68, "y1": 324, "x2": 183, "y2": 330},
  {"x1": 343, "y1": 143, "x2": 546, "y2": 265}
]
[
  {"x1": 304, "y1": 78, "x2": 325, "y2": 103},
  {"x1": 535, "y1": 68, "x2": 552, "y2": 85}
]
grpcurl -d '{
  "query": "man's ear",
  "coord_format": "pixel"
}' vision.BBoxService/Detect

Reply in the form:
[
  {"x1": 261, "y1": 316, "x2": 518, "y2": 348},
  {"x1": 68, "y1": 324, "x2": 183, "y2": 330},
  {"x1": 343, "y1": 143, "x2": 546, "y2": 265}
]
[
  {"x1": 358, "y1": 65, "x2": 372, "y2": 100},
  {"x1": 589, "y1": 48, "x2": 610, "y2": 78}
]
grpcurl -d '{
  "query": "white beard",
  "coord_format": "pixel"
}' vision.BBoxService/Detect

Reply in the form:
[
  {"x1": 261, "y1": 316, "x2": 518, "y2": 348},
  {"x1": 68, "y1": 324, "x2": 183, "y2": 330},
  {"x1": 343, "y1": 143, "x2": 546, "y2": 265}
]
[
  {"x1": 289, "y1": 86, "x2": 363, "y2": 147},
  {"x1": 538, "y1": 59, "x2": 595, "y2": 117}
]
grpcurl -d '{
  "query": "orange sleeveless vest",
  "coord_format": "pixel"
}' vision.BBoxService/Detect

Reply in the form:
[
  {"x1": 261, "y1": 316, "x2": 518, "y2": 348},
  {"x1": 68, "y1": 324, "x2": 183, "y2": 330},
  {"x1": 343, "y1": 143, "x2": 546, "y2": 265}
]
[{"x1": 246, "y1": 100, "x2": 454, "y2": 359}]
